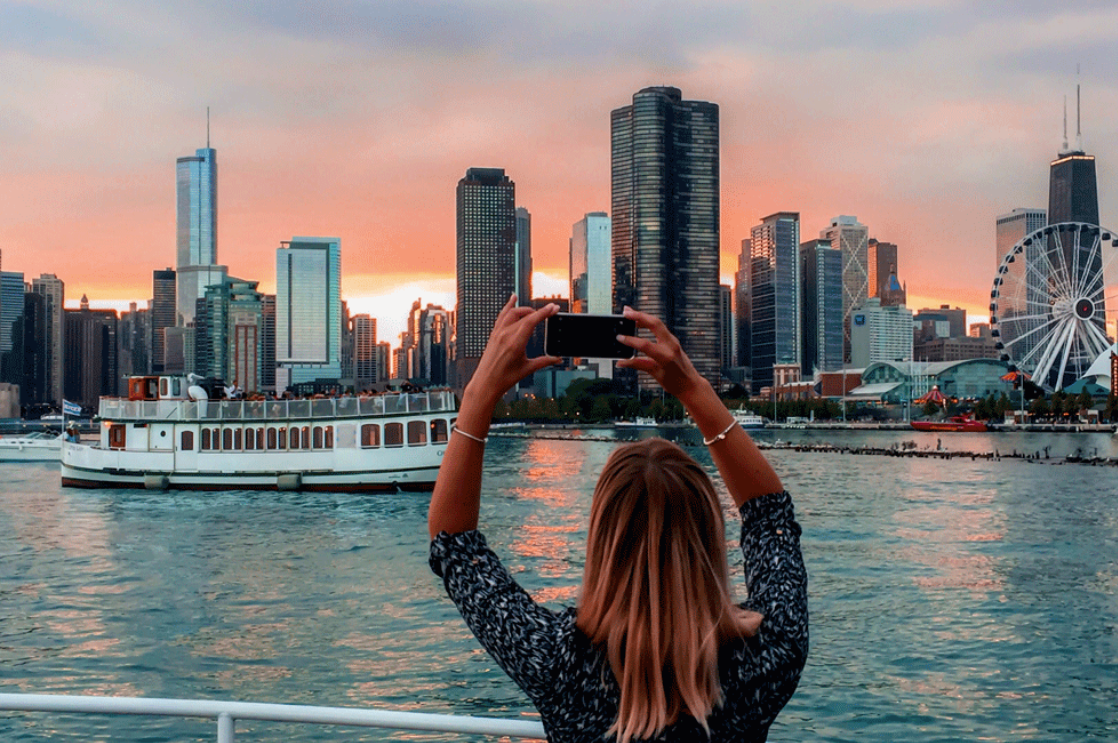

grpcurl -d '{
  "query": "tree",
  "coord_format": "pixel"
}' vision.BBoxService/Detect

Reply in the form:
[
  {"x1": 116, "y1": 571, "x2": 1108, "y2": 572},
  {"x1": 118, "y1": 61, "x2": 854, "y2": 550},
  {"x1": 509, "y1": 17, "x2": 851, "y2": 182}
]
[{"x1": 1030, "y1": 396, "x2": 1050, "y2": 419}]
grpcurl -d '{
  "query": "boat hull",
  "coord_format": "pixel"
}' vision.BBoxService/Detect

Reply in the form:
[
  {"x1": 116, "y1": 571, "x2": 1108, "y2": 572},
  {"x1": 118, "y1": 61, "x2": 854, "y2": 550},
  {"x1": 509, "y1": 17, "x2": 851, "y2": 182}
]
[{"x1": 910, "y1": 420, "x2": 988, "y2": 432}]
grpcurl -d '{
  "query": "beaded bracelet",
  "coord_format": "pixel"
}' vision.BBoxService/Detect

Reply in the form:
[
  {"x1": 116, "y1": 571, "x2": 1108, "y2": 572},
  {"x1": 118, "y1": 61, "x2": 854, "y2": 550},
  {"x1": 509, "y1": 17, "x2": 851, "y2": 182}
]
[
  {"x1": 702, "y1": 420, "x2": 737, "y2": 446},
  {"x1": 453, "y1": 425, "x2": 488, "y2": 444}
]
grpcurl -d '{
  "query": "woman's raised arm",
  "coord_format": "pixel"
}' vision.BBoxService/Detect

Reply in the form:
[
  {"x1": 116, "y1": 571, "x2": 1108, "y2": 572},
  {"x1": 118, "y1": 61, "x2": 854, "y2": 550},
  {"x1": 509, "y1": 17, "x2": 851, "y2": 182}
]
[
  {"x1": 616, "y1": 307, "x2": 783, "y2": 507},
  {"x1": 427, "y1": 297, "x2": 560, "y2": 539}
]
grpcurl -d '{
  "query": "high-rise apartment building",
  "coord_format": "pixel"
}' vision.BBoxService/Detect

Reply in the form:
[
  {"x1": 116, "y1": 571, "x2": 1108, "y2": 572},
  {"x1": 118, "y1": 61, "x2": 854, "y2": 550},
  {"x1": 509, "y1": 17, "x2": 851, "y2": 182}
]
[
  {"x1": 612, "y1": 86, "x2": 721, "y2": 389},
  {"x1": 750, "y1": 213, "x2": 801, "y2": 390},
  {"x1": 150, "y1": 268, "x2": 176, "y2": 373},
  {"x1": 800, "y1": 238, "x2": 844, "y2": 376},
  {"x1": 64, "y1": 296, "x2": 118, "y2": 410},
  {"x1": 260, "y1": 294, "x2": 276, "y2": 391},
  {"x1": 515, "y1": 207, "x2": 532, "y2": 307},
  {"x1": 275, "y1": 237, "x2": 342, "y2": 392},
  {"x1": 0, "y1": 272, "x2": 25, "y2": 388},
  {"x1": 117, "y1": 302, "x2": 150, "y2": 391},
  {"x1": 570, "y1": 212, "x2": 612, "y2": 315},
  {"x1": 194, "y1": 276, "x2": 263, "y2": 391},
  {"x1": 456, "y1": 168, "x2": 516, "y2": 388},
  {"x1": 719, "y1": 284, "x2": 734, "y2": 379},
  {"x1": 822, "y1": 215, "x2": 870, "y2": 363},
  {"x1": 352, "y1": 315, "x2": 378, "y2": 391},
  {"x1": 30, "y1": 273, "x2": 64, "y2": 405},
  {"x1": 850, "y1": 297, "x2": 913, "y2": 368},
  {"x1": 734, "y1": 239, "x2": 751, "y2": 371},
  {"x1": 21, "y1": 292, "x2": 47, "y2": 406},
  {"x1": 176, "y1": 141, "x2": 226, "y2": 326}
]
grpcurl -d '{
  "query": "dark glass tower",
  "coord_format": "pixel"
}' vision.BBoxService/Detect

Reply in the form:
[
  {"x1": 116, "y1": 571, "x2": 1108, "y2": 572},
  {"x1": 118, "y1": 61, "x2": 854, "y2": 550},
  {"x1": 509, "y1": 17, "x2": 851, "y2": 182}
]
[
  {"x1": 612, "y1": 86, "x2": 720, "y2": 389},
  {"x1": 151, "y1": 268, "x2": 176, "y2": 373},
  {"x1": 749, "y1": 213, "x2": 800, "y2": 389},
  {"x1": 456, "y1": 168, "x2": 516, "y2": 388}
]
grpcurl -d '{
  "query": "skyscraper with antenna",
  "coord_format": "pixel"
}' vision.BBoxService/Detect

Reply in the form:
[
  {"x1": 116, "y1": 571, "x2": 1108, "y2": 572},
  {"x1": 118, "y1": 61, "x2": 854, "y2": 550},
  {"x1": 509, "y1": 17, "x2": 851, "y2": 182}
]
[
  {"x1": 1048, "y1": 83, "x2": 1099, "y2": 226},
  {"x1": 175, "y1": 108, "x2": 226, "y2": 329}
]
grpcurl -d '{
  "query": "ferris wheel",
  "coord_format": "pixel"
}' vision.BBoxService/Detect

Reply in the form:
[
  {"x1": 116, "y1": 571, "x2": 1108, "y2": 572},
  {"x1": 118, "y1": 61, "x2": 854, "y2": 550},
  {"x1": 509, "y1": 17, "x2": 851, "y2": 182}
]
[{"x1": 990, "y1": 222, "x2": 1118, "y2": 391}]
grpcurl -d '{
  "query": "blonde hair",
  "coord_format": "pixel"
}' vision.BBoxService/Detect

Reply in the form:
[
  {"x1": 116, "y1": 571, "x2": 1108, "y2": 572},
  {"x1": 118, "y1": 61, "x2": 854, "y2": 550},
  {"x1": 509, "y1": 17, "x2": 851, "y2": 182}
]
[{"x1": 576, "y1": 439, "x2": 762, "y2": 742}]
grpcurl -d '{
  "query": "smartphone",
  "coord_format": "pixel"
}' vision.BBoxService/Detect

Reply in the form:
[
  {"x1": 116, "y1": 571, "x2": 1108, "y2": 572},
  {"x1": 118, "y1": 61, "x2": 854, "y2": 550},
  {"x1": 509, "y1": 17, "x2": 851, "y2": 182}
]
[{"x1": 544, "y1": 313, "x2": 636, "y2": 359}]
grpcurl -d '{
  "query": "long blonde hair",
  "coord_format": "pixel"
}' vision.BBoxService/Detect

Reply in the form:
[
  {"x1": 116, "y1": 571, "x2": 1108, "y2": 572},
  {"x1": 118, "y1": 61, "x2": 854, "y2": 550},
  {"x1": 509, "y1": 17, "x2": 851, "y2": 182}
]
[{"x1": 576, "y1": 439, "x2": 762, "y2": 742}]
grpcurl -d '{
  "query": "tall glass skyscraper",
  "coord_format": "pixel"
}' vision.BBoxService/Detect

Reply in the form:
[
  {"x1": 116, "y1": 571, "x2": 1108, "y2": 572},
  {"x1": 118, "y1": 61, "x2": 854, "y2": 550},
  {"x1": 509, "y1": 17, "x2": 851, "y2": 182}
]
[
  {"x1": 800, "y1": 238, "x2": 844, "y2": 375},
  {"x1": 750, "y1": 213, "x2": 801, "y2": 389},
  {"x1": 275, "y1": 237, "x2": 342, "y2": 391},
  {"x1": 30, "y1": 273, "x2": 64, "y2": 405},
  {"x1": 570, "y1": 212, "x2": 612, "y2": 315},
  {"x1": 611, "y1": 86, "x2": 721, "y2": 389},
  {"x1": 515, "y1": 207, "x2": 532, "y2": 307},
  {"x1": 456, "y1": 168, "x2": 516, "y2": 387},
  {"x1": 176, "y1": 145, "x2": 221, "y2": 326}
]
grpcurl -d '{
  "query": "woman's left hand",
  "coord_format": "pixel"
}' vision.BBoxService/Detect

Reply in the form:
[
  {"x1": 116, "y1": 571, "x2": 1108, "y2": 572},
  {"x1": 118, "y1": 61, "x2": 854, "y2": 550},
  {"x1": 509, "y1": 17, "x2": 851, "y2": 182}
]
[{"x1": 466, "y1": 295, "x2": 561, "y2": 407}]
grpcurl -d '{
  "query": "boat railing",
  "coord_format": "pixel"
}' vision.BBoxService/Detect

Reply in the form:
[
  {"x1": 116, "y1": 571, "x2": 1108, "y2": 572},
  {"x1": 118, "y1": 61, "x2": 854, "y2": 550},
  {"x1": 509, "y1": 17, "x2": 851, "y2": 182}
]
[
  {"x1": 98, "y1": 390, "x2": 457, "y2": 422},
  {"x1": 0, "y1": 693, "x2": 546, "y2": 742}
]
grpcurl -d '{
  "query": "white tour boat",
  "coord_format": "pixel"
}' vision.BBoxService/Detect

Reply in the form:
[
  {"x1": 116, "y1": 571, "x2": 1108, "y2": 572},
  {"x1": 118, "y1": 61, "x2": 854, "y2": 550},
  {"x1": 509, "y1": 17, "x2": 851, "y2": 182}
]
[
  {"x1": 0, "y1": 431, "x2": 64, "y2": 462},
  {"x1": 61, "y1": 376, "x2": 456, "y2": 491},
  {"x1": 732, "y1": 410, "x2": 767, "y2": 429}
]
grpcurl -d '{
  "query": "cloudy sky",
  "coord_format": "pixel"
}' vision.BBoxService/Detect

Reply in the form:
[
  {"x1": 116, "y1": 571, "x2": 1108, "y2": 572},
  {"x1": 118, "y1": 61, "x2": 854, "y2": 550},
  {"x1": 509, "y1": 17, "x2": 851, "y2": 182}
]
[{"x1": 2, "y1": 1, "x2": 1116, "y2": 345}]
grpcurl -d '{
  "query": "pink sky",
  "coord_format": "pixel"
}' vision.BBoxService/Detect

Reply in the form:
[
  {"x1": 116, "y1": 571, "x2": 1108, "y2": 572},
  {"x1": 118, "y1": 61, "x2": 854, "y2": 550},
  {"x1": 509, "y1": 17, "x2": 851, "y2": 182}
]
[{"x1": 3, "y1": 2, "x2": 1116, "y2": 345}]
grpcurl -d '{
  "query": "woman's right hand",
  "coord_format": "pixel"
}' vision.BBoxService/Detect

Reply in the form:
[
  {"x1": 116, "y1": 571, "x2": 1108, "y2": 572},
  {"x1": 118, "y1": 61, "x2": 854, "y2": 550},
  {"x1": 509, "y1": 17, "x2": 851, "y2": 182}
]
[{"x1": 615, "y1": 307, "x2": 708, "y2": 402}]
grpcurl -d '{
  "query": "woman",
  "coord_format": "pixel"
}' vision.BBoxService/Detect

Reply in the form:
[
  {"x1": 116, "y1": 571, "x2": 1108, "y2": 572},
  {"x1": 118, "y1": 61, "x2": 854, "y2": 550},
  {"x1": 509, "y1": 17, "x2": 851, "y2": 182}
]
[{"x1": 429, "y1": 297, "x2": 807, "y2": 742}]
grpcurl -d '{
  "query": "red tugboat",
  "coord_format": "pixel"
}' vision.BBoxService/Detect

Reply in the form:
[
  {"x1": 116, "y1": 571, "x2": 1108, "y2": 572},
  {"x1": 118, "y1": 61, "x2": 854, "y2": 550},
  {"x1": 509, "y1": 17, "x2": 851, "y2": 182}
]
[{"x1": 911, "y1": 415, "x2": 988, "y2": 432}]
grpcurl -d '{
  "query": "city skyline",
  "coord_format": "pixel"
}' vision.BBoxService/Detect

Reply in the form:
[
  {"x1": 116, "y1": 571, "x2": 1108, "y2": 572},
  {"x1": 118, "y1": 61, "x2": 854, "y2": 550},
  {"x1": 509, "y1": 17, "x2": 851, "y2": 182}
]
[{"x1": 3, "y1": 2, "x2": 1117, "y2": 348}]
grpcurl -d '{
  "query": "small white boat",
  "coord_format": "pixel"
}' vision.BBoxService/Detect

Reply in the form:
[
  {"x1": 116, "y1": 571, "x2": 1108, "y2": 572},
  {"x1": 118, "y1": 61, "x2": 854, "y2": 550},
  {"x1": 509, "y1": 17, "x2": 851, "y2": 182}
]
[
  {"x1": 0, "y1": 431, "x2": 64, "y2": 461},
  {"x1": 732, "y1": 410, "x2": 767, "y2": 429},
  {"x1": 615, "y1": 416, "x2": 658, "y2": 428}
]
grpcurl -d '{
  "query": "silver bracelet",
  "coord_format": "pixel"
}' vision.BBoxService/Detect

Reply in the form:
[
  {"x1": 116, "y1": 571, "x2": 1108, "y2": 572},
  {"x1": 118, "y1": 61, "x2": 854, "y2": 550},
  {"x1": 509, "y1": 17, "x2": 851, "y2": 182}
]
[
  {"x1": 702, "y1": 420, "x2": 737, "y2": 446},
  {"x1": 453, "y1": 425, "x2": 488, "y2": 444}
]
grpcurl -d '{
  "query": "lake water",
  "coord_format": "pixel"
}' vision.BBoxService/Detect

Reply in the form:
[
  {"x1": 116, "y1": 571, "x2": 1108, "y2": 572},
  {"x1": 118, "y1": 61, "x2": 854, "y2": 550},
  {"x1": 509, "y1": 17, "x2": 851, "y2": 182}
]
[{"x1": 1, "y1": 428, "x2": 1116, "y2": 741}]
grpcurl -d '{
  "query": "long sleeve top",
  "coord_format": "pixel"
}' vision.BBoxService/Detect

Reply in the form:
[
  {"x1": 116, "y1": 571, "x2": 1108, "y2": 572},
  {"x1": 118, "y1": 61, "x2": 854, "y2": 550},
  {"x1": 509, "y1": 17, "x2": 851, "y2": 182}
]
[{"x1": 430, "y1": 490, "x2": 808, "y2": 743}]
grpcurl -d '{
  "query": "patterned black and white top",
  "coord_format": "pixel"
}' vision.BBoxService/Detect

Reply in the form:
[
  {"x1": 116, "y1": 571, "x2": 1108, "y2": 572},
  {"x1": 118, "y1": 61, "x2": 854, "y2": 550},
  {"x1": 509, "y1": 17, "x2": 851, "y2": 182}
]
[{"x1": 429, "y1": 490, "x2": 808, "y2": 743}]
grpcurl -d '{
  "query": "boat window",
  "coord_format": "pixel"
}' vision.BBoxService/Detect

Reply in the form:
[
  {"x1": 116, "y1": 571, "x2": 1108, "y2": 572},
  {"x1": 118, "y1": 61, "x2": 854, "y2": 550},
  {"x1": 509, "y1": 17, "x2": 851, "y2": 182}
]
[
  {"x1": 233, "y1": 428, "x2": 243, "y2": 450},
  {"x1": 245, "y1": 428, "x2": 255, "y2": 450},
  {"x1": 171, "y1": 378, "x2": 181, "y2": 397},
  {"x1": 324, "y1": 425, "x2": 334, "y2": 449},
  {"x1": 289, "y1": 427, "x2": 301, "y2": 450},
  {"x1": 201, "y1": 428, "x2": 212, "y2": 450},
  {"x1": 255, "y1": 427, "x2": 265, "y2": 450},
  {"x1": 430, "y1": 419, "x2": 449, "y2": 444},
  {"x1": 275, "y1": 427, "x2": 287, "y2": 450},
  {"x1": 301, "y1": 426, "x2": 311, "y2": 449},
  {"x1": 312, "y1": 426, "x2": 324, "y2": 449},
  {"x1": 222, "y1": 428, "x2": 234, "y2": 451},
  {"x1": 407, "y1": 420, "x2": 427, "y2": 446},
  {"x1": 360, "y1": 424, "x2": 380, "y2": 448},
  {"x1": 160, "y1": 378, "x2": 169, "y2": 397},
  {"x1": 385, "y1": 422, "x2": 404, "y2": 448},
  {"x1": 109, "y1": 424, "x2": 126, "y2": 450},
  {"x1": 181, "y1": 430, "x2": 194, "y2": 451}
]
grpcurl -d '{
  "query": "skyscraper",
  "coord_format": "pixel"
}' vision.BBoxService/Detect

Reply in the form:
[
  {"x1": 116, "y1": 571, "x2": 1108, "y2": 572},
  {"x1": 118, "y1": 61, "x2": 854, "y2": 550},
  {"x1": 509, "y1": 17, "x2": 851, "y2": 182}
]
[
  {"x1": 150, "y1": 268, "x2": 176, "y2": 373},
  {"x1": 275, "y1": 237, "x2": 342, "y2": 392},
  {"x1": 0, "y1": 272, "x2": 25, "y2": 388},
  {"x1": 734, "y1": 239, "x2": 751, "y2": 371},
  {"x1": 64, "y1": 296, "x2": 118, "y2": 410},
  {"x1": 611, "y1": 86, "x2": 721, "y2": 389},
  {"x1": 176, "y1": 139, "x2": 225, "y2": 326},
  {"x1": 515, "y1": 207, "x2": 532, "y2": 307},
  {"x1": 800, "y1": 238, "x2": 844, "y2": 375},
  {"x1": 750, "y1": 213, "x2": 801, "y2": 389},
  {"x1": 570, "y1": 212, "x2": 612, "y2": 315},
  {"x1": 456, "y1": 167, "x2": 516, "y2": 388},
  {"x1": 1049, "y1": 87, "x2": 1099, "y2": 227},
  {"x1": 352, "y1": 315, "x2": 378, "y2": 391},
  {"x1": 821, "y1": 215, "x2": 870, "y2": 363},
  {"x1": 30, "y1": 273, "x2": 64, "y2": 406},
  {"x1": 867, "y1": 239, "x2": 906, "y2": 307}
]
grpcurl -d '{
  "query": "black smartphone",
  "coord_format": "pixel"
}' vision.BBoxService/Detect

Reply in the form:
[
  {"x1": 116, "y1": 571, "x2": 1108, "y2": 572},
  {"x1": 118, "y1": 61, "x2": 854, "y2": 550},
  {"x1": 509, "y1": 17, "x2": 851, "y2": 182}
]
[{"x1": 544, "y1": 313, "x2": 636, "y2": 359}]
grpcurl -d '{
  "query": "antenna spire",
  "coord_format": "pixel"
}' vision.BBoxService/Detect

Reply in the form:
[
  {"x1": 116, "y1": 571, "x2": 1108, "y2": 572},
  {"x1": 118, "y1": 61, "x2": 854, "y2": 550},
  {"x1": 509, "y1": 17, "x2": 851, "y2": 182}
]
[
  {"x1": 206, "y1": 106, "x2": 211, "y2": 148},
  {"x1": 1061, "y1": 95, "x2": 1068, "y2": 153}
]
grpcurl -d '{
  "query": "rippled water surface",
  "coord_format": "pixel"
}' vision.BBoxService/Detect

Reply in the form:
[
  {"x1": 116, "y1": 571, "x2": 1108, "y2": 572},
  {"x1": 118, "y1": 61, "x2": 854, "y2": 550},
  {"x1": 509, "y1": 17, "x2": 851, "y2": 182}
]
[{"x1": 1, "y1": 428, "x2": 1116, "y2": 741}]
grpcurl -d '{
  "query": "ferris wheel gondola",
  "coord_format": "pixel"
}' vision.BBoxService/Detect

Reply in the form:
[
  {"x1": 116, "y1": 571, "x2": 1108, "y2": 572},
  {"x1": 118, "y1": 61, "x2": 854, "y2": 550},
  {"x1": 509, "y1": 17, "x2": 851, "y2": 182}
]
[{"x1": 990, "y1": 222, "x2": 1118, "y2": 391}]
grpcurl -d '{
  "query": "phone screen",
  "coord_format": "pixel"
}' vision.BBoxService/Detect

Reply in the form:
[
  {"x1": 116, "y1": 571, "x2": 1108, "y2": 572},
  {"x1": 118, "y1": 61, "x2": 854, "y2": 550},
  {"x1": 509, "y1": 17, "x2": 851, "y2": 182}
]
[{"x1": 544, "y1": 313, "x2": 636, "y2": 359}]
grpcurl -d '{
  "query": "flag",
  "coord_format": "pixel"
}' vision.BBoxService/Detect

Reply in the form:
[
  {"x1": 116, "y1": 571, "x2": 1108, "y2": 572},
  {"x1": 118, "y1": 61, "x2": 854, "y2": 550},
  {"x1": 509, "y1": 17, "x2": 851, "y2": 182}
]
[{"x1": 62, "y1": 399, "x2": 82, "y2": 417}]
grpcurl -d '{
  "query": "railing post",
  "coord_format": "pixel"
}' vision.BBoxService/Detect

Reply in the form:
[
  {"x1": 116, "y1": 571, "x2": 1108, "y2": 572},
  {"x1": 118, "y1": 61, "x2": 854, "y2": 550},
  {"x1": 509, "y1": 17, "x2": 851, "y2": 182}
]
[{"x1": 217, "y1": 711, "x2": 235, "y2": 743}]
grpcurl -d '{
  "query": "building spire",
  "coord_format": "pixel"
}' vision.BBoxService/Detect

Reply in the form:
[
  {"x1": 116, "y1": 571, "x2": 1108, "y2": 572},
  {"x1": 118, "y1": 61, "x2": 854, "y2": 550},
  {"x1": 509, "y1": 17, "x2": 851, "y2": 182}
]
[
  {"x1": 206, "y1": 106, "x2": 210, "y2": 148},
  {"x1": 1075, "y1": 82, "x2": 1082, "y2": 151},
  {"x1": 1061, "y1": 95, "x2": 1069, "y2": 153}
]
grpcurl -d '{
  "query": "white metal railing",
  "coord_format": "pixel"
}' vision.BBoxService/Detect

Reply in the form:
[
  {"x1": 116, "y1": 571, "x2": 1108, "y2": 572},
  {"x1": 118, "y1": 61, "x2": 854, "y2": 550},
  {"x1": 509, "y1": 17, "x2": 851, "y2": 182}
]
[
  {"x1": 0, "y1": 693, "x2": 546, "y2": 742},
  {"x1": 98, "y1": 390, "x2": 457, "y2": 423}
]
